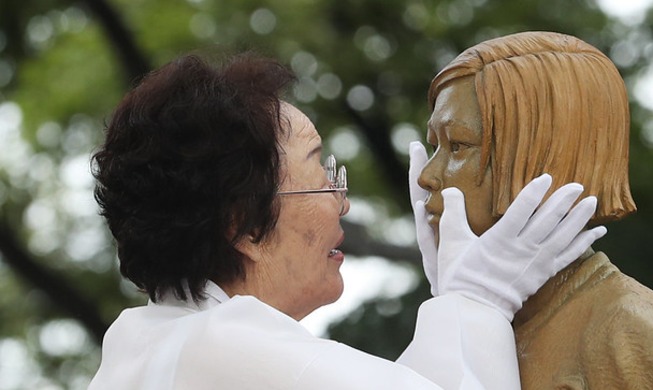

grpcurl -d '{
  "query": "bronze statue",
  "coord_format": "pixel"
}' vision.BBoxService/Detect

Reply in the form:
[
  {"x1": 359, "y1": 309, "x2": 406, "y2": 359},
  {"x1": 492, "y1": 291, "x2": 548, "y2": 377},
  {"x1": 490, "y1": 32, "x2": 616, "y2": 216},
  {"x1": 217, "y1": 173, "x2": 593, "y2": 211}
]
[{"x1": 418, "y1": 31, "x2": 653, "y2": 389}]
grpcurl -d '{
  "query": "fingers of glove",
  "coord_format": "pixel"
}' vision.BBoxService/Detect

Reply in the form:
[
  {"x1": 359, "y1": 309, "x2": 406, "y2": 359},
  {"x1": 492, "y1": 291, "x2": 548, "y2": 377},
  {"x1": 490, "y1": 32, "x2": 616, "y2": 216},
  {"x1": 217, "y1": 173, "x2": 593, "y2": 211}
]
[
  {"x1": 540, "y1": 196, "x2": 598, "y2": 253},
  {"x1": 553, "y1": 225, "x2": 607, "y2": 271},
  {"x1": 494, "y1": 174, "x2": 553, "y2": 237},
  {"x1": 409, "y1": 142, "x2": 429, "y2": 207},
  {"x1": 440, "y1": 187, "x2": 476, "y2": 242},
  {"x1": 508, "y1": 198, "x2": 599, "y2": 299},
  {"x1": 520, "y1": 182, "x2": 584, "y2": 243},
  {"x1": 409, "y1": 141, "x2": 429, "y2": 172},
  {"x1": 413, "y1": 200, "x2": 439, "y2": 295},
  {"x1": 414, "y1": 200, "x2": 438, "y2": 260}
]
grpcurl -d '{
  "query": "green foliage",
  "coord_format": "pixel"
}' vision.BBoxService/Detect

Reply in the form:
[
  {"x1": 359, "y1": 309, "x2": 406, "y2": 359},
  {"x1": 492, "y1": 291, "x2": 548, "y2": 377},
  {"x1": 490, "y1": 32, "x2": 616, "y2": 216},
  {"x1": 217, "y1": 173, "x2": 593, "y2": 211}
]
[
  {"x1": 329, "y1": 273, "x2": 431, "y2": 360},
  {"x1": 13, "y1": 24, "x2": 124, "y2": 136},
  {"x1": 2, "y1": 0, "x2": 653, "y2": 387}
]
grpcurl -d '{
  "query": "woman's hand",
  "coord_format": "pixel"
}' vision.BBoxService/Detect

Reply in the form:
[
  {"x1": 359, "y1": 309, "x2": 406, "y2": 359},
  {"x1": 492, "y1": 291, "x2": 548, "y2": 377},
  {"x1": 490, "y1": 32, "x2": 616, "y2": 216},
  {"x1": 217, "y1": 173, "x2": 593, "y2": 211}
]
[
  {"x1": 409, "y1": 142, "x2": 439, "y2": 296},
  {"x1": 409, "y1": 141, "x2": 607, "y2": 321},
  {"x1": 437, "y1": 175, "x2": 606, "y2": 320}
]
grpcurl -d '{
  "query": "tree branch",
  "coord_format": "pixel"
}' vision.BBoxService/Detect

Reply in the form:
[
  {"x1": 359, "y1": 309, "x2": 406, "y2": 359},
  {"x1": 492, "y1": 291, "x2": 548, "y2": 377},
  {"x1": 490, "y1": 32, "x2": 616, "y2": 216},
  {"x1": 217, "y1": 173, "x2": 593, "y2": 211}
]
[
  {"x1": 0, "y1": 224, "x2": 108, "y2": 343},
  {"x1": 79, "y1": 0, "x2": 152, "y2": 84},
  {"x1": 0, "y1": 218, "x2": 417, "y2": 345},
  {"x1": 341, "y1": 220, "x2": 421, "y2": 265}
]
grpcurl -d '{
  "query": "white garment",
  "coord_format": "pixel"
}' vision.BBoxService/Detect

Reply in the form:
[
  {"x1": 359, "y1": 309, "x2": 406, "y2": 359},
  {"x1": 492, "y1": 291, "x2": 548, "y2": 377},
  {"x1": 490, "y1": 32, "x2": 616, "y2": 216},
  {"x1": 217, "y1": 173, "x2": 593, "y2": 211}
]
[{"x1": 88, "y1": 282, "x2": 519, "y2": 389}]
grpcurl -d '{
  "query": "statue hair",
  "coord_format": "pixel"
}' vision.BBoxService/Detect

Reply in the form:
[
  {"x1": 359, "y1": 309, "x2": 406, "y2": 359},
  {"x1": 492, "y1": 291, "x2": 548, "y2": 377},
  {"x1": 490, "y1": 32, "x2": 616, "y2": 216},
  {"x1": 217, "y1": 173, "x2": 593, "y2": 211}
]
[{"x1": 429, "y1": 31, "x2": 636, "y2": 223}]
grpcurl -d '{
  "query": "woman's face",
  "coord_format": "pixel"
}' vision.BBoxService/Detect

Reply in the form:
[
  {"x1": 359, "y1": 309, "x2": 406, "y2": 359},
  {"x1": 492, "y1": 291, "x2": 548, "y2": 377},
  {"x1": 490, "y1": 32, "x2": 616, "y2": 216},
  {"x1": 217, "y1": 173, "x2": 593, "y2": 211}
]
[
  {"x1": 245, "y1": 103, "x2": 349, "y2": 320},
  {"x1": 419, "y1": 76, "x2": 496, "y2": 237}
]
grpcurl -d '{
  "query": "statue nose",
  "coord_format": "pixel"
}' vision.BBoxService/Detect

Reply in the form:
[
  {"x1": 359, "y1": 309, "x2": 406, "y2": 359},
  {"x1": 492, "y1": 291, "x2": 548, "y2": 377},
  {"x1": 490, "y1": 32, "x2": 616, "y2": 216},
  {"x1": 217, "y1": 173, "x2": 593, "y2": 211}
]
[{"x1": 418, "y1": 164, "x2": 443, "y2": 192}]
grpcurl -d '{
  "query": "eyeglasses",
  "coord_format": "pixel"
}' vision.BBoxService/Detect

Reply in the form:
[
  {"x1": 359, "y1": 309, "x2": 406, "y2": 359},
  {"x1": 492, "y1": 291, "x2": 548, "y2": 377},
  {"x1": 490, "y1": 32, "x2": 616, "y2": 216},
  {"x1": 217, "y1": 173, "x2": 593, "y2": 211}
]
[{"x1": 277, "y1": 154, "x2": 348, "y2": 216}]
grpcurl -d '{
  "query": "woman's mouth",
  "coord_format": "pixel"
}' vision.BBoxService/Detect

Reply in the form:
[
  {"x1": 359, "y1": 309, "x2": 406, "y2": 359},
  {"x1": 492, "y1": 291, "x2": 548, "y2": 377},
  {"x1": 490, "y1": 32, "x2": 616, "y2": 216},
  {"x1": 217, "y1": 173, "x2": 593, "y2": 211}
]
[
  {"x1": 328, "y1": 248, "x2": 344, "y2": 262},
  {"x1": 328, "y1": 235, "x2": 345, "y2": 261}
]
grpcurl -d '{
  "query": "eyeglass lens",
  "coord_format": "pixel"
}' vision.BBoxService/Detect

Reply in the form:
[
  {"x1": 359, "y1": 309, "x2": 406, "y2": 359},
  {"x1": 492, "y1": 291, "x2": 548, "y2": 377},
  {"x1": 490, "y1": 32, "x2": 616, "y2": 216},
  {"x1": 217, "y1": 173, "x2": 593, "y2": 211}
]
[
  {"x1": 324, "y1": 155, "x2": 347, "y2": 189},
  {"x1": 324, "y1": 155, "x2": 347, "y2": 215}
]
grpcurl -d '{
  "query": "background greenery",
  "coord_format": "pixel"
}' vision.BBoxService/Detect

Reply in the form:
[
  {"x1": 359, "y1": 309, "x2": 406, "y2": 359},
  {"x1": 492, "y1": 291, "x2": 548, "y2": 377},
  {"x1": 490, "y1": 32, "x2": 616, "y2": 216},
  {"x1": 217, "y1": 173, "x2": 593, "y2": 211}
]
[{"x1": 1, "y1": 0, "x2": 652, "y2": 388}]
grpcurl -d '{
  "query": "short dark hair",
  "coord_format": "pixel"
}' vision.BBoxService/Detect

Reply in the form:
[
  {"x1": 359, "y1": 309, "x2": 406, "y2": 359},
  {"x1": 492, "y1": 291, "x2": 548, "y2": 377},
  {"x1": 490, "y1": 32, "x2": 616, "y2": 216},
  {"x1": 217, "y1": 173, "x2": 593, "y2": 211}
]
[{"x1": 92, "y1": 53, "x2": 296, "y2": 302}]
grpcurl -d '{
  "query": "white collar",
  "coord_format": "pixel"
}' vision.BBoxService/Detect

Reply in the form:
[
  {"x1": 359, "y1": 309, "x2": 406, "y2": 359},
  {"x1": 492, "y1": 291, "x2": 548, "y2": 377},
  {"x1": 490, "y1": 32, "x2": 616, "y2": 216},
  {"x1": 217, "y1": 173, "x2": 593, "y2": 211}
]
[
  {"x1": 150, "y1": 280, "x2": 231, "y2": 312},
  {"x1": 202, "y1": 280, "x2": 231, "y2": 306}
]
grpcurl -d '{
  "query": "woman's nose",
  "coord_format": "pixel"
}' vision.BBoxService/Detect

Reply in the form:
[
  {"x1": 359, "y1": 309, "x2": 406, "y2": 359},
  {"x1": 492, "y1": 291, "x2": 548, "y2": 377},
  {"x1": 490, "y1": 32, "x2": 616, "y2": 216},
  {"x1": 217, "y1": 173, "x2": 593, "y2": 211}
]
[{"x1": 418, "y1": 159, "x2": 443, "y2": 192}]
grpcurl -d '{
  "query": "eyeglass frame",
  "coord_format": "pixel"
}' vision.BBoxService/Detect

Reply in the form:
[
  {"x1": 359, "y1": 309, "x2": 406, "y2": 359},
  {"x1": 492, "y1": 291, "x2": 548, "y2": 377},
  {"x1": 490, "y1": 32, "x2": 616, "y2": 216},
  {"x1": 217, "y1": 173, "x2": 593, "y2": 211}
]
[{"x1": 277, "y1": 154, "x2": 348, "y2": 215}]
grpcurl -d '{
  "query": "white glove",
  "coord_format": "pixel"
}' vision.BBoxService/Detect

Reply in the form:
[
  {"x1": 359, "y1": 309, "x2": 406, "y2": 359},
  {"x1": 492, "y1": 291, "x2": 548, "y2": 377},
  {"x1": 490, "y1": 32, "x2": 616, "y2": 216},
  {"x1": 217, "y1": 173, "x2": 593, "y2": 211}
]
[
  {"x1": 409, "y1": 142, "x2": 439, "y2": 296},
  {"x1": 437, "y1": 175, "x2": 607, "y2": 321}
]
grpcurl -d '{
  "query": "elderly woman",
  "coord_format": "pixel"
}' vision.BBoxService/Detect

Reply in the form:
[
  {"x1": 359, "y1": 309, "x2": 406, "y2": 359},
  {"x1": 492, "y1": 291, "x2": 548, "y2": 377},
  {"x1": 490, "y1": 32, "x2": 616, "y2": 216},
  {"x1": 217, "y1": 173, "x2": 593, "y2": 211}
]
[
  {"x1": 89, "y1": 52, "x2": 604, "y2": 389},
  {"x1": 413, "y1": 31, "x2": 653, "y2": 389}
]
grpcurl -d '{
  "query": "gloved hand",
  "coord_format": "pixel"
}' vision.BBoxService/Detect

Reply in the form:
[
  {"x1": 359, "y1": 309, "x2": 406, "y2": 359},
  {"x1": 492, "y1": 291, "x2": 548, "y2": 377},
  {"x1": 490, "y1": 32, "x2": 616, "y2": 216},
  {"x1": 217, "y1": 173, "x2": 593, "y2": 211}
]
[
  {"x1": 436, "y1": 175, "x2": 607, "y2": 321},
  {"x1": 409, "y1": 141, "x2": 607, "y2": 320},
  {"x1": 409, "y1": 142, "x2": 439, "y2": 296}
]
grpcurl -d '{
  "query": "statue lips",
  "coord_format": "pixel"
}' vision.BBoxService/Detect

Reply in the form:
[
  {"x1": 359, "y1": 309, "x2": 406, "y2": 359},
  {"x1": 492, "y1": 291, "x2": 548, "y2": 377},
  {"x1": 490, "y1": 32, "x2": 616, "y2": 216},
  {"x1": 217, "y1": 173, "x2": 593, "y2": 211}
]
[{"x1": 424, "y1": 195, "x2": 443, "y2": 228}]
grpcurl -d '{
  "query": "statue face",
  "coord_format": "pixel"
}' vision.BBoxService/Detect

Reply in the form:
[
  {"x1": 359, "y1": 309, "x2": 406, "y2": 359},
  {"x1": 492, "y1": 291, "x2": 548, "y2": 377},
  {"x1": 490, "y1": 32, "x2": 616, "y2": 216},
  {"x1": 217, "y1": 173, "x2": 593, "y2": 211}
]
[{"x1": 418, "y1": 76, "x2": 496, "y2": 236}]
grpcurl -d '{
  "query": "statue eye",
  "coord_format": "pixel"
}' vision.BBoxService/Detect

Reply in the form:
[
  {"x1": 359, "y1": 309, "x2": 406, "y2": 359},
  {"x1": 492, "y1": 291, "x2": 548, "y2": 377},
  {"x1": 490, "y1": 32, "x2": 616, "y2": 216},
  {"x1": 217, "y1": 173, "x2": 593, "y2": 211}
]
[{"x1": 450, "y1": 142, "x2": 470, "y2": 153}]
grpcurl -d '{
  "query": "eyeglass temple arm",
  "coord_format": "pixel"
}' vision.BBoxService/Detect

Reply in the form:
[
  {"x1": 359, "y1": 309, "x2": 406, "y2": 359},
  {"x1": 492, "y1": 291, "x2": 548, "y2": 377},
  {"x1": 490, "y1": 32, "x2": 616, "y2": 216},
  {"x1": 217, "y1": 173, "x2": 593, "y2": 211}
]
[{"x1": 277, "y1": 188, "x2": 348, "y2": 195}]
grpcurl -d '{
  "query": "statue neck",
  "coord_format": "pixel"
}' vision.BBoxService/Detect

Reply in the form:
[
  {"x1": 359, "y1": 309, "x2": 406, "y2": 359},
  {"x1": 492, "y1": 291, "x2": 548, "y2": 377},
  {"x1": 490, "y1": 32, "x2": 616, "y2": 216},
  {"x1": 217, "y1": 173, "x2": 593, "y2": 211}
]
[{"x1": 513, "y1": 246, "x2": 597, "y2": 327}]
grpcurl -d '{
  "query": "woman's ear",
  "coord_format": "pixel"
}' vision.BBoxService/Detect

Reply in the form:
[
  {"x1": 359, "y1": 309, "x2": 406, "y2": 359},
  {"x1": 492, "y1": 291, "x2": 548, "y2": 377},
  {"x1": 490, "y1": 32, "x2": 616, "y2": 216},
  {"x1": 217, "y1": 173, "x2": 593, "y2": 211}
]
[
  {"x1": 227, "y1": 220, "x2": 260, "y2": 263},
  {"x1": 234, "y1": 234, "x2": 264, "y2": 263}
]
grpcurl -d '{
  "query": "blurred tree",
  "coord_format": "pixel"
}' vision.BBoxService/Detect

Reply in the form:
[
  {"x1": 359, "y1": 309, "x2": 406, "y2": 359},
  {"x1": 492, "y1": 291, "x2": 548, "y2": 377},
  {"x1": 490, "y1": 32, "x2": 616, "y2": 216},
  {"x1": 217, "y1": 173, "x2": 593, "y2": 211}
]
[{"x1": 0, "y1": 0, "x2": 652, "y2": 387}]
